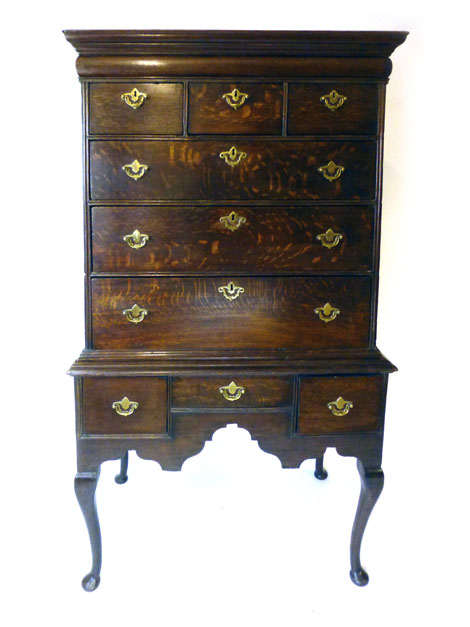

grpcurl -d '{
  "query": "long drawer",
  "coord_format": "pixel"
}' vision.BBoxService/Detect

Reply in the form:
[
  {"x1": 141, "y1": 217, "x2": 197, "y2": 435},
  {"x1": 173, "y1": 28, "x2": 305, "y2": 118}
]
[
  {"x1": 90, "y1": 276, "x2": 372, "y2": 350},
  {"x1": 89, "y1": 140, "x2": 376, "y2": 201},
  {"x1": 91, "y1": 205, "x2": 374, "y2": 273}
]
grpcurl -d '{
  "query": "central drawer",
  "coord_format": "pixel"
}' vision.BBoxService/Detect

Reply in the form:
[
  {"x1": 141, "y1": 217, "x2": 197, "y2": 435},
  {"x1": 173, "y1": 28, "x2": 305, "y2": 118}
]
[
  {"x1": 89, "y1": 140, "x2": 376, "y2": 201},
  {"x1": 172, "y1": 375, "x2": 293, "y2": 408},
  {"x1": 91, "y1": 205, "x2": 374, "y2": 273},
  {"x1": 90, "y1": 276, "x2": 372, "y2": 350}
]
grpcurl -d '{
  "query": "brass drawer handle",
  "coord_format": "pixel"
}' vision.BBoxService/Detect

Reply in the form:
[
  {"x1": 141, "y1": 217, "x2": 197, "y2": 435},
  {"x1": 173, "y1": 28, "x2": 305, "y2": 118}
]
[
  {"x1": 122, "y1": 159, "x2": 149, "y2": 180},
  {"x1": 314, "y1": 302, "x2": 341, "y2": 323},
  {"x1": 219, "y1": 381, "x2": 246, "y2": 402},
  {"x1": 219, "y1": 146, "x2": 247, "y2": 168},
  {"x1": 320, "y1": 89, "x2": 347, "y2": 111},
  {"x1": 121, "y1": 87, "x2": 147, "y2": 109},
  {"x1": 222, "y1": 88, "x2": 249, "y2": 109},
  {"x1": 218, "y1": 281, "x2": 245, "y2": 301},
  {"x1": 317, "y1": 228, "x2": 343, "y2": 249},
  {"x1": 318, "y1": 160, "x2": 345, "y2": 182},
  {"x1": 327, "y1": 396, "x2": 353, "y2": 416},
  {"x1": 123, "y1": 229, "x2": 150, "y2": 249},
  {"x1": 219, "y1": 211, "x2": 246, "y2": 232},
  {"x1": 112, "y1": 396, "x2": 140, "y2": 416},
  {"x1": 123, "y1": 303, "x2": 148, "y2": 324}
]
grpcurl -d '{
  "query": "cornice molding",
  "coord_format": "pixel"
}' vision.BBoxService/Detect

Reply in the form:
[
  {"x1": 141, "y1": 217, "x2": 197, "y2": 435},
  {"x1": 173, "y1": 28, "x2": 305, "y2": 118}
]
[{"x1": 63, "y1": 30, "x2": 408, "y2": 58}]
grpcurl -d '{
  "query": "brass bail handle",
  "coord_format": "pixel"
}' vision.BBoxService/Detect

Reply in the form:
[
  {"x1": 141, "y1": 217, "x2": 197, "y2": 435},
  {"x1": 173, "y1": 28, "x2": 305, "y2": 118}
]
[
  {"x1": 112, "y1": 396, "x2": 140, "y2": 416},
  {"x1": 219, "y1": 381, "x2": 246, "y2": 402},
  {"x1": 327, "y1": 396, "x2": 353, "y2": 416}
]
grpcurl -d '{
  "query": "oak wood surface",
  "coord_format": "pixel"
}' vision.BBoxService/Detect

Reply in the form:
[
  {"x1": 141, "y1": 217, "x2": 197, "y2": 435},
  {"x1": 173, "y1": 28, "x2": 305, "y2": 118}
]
[
  {"x1": 81, "y1": 376, "x2": 168, "y2": 435},
  {"x1": 89, "y1": 82, "x2": 183, "y2": 135},
  {"x1": 172, "y1": 375, "x2": 293, "y2": 408},
  {"x1": 90, "y1": 140, "x2": 377, "y2": 201},
  {"x1": 297, "y1": 375, "x2": 384, "y2": 435},
  {"x1": 90, "y1": 276, "x2": 372, "y2": 350},
  {"x1": 188, "y1": 82, "x2": 282, "y2": 135},
  {"x1": 288, "y1": 83, "x2": 379, "y2": 135},
  {"x1": 90, "y1": 205, "x2": 374, "y2": 273}
]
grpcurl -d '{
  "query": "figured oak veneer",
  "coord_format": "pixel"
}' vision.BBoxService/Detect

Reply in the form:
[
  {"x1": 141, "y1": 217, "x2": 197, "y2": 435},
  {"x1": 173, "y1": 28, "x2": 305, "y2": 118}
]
[
  {"x1": 65, "y1": 29, "x2": 407, "y2": 592},
  {"x1": 91, "y1": 205, "x2": 374, "y2": 273},
  {"x1": 288, "y1": 84, "x2": 379, "y2": 135},
  {"x1": 188, "y1": 82, "x2": 283, "y2": 134},
  {"x1": 90, "y1": 276, "x2": 372, "y2": 350},
  {"x1": 89, "y1": 83, "x2": 184, "y2": 135},
  {"x1": 89, "y1": 140, "x2": 377, "y2": 201}
]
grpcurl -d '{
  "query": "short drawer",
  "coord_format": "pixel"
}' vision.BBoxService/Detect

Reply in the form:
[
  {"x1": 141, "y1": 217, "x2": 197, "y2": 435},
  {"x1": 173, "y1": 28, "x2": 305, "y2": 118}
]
[
  {"x1": 89, "y1": 140, "x2": 376, "y2": 201},
  {"x1": 81, "y1": 377, "x2": 168, "y2": 436},
  {"x1": 89, "y1": 83, "x2": 183, "y2": 135},
  {"x1": 297, "y1": 375, "x2": 384, "y2": 435},
  {"x1": 90, "y1": 276, "x2": 372, "y2": 351},
  {"x1": 188, "y1": 82, "x2": 282, "y2": 134},
  {"x1": 288, "y1": 83, "x2": 379, "y2": 135},
  {"x1": 90, "y1": 205, "x2": 374, "y2": 273},
  {"x1": 172, "y1": 376, "x2": 293, "y2": 408}
]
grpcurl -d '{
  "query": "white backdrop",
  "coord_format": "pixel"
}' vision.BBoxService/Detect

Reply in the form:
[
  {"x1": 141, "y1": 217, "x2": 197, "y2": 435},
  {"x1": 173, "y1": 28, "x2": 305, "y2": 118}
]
[{"x1": 2, "y1": 2, "x2": 469, "y2": 626}]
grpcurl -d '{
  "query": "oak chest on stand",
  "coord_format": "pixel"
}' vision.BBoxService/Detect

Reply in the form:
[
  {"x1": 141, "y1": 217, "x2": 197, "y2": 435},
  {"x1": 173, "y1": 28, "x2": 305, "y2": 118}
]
[{"x1": 64, "y1": 29, "x2": 407, "y2": 591}]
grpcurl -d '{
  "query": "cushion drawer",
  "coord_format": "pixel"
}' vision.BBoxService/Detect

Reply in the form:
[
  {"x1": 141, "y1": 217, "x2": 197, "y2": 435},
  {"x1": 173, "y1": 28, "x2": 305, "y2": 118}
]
[
  {"x1": 172, "y1": 376, "x2": 293, "y2": 408},
  {"x1": 91, "y1": 205, "x2": 374, "y2": 273},
  {"x1": 81, "y1": 377, "x2": 168, "y2": 436},
  {"x1": 288, "y1": 84, "x2": 379, "y2": 135},
  {"x1": 90, "y1": 276, "x2": 372, "y2": 350},
  {"x1": 188, "y1": 82, "x2": 282, "y2": 134},
  {"x1": 89, "y1": 140, "x2": 376, "y2": 201},
  {"x1": 297, "y1": 375, "x2": 384, "y2": 435},
  {"x1": 89, "y1": 83, "x2": 183, "y2": 135}
]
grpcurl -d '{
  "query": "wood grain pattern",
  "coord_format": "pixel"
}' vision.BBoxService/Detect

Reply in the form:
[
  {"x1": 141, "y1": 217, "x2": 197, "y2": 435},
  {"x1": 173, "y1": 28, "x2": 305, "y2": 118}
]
[
  {"x1": 89, "y1": 83, "x2": 183, "y2": 135},
  {"x1": 89, "y1": 140, "x2": 377, "y2": 201},
  {"x1": 172, "y1": 375, "x2": 293, "y2": 408},
  {"x1": 90, "y1": 205, "x2": 374, "y2": 273},
  {"x1": 297, "y1": 375, "x2": 384, "y2": 435},
  {"x1": 288, "y1": 84, "x2": 379, "y2": 135},
  {"x1": 90, "y1": 276, "x2": 372, "y2": 350},
  {"x1": 188, "y1": 82, "x2": 282, "y2": 135},
  {"x1": 81, "y1": 377, "x2": 168, "y2": 435}
]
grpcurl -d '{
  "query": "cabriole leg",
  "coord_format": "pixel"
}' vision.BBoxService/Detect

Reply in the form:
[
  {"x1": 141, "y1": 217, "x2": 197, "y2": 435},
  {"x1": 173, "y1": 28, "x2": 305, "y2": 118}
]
[
  {"x1": 314, "y1": 455, "x2": 328, "y2": 480},
  {"x1": 115, "y1": 451, "x2": 129, "y2": 484},
  {"x1": 350, "y1": 459, "x2": 384, "y2": 586},
  {"x1": 75, "y1": 469, "x2": 102, "y2": 592}
]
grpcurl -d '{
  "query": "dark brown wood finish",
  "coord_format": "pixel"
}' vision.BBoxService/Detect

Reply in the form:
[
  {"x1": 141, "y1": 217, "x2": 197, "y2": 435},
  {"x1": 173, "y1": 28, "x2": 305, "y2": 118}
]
[
  {"x1": 90, "y1": 140, "x2": 377, "y2": 201},
  {"x1": 65, "y1": 30, "x2": 406, "y2": 591},
  {"x1": 297, "y1": 375, "x2": 384, "y2": 435},
  {"x1": 188, "y1": 82, "x2": 282, "y2": 134},
  {"x1": 81, "y1": 376, "x2": 168, "y2": 435},
  {"x1": 288, "y1": 83, "x2": 379, "y2": 135},
  {"x1": 90, "y1": 276, "x2": 372, "y2": 350},
  {"x1": 172, "y1": 375, "x2": 293, "y2": 408},
  {"x1": 90, "y1": 205, "x2": 374, "y2": 273},
  {"x1": 89, "y1": 83, "x2": 183, "y2": 135}
]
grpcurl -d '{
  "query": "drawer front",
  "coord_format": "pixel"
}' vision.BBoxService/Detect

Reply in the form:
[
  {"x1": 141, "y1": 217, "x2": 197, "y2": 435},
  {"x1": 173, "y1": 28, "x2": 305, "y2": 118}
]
[
  {"x1": 172, "y1": 376, "x2": 293, "y2": 408},
  {"x1": 89, "y1": 140, "x2": 376, "y2": 201},
  {"x1": 81, "y1": 377, "x2": 168, "y2": 435},
  {"x1": 288, "y1": 84, "x2": 379, "y2": 135},
  {"x1": 297, "y1": 375, "x2": 383, "y2": 435},
  {"x1": 91, "y1": 205, "x2": 374, "y2": 273},
  {"x1": 188, "y1": 82, "x2": 282, "y2": 134},
  {"x1": 89, "y1": 83, "x2": 183, "y2": 135},
  {"x1": 90, "y1": 276, "x2": 372, "y2": 350}
]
